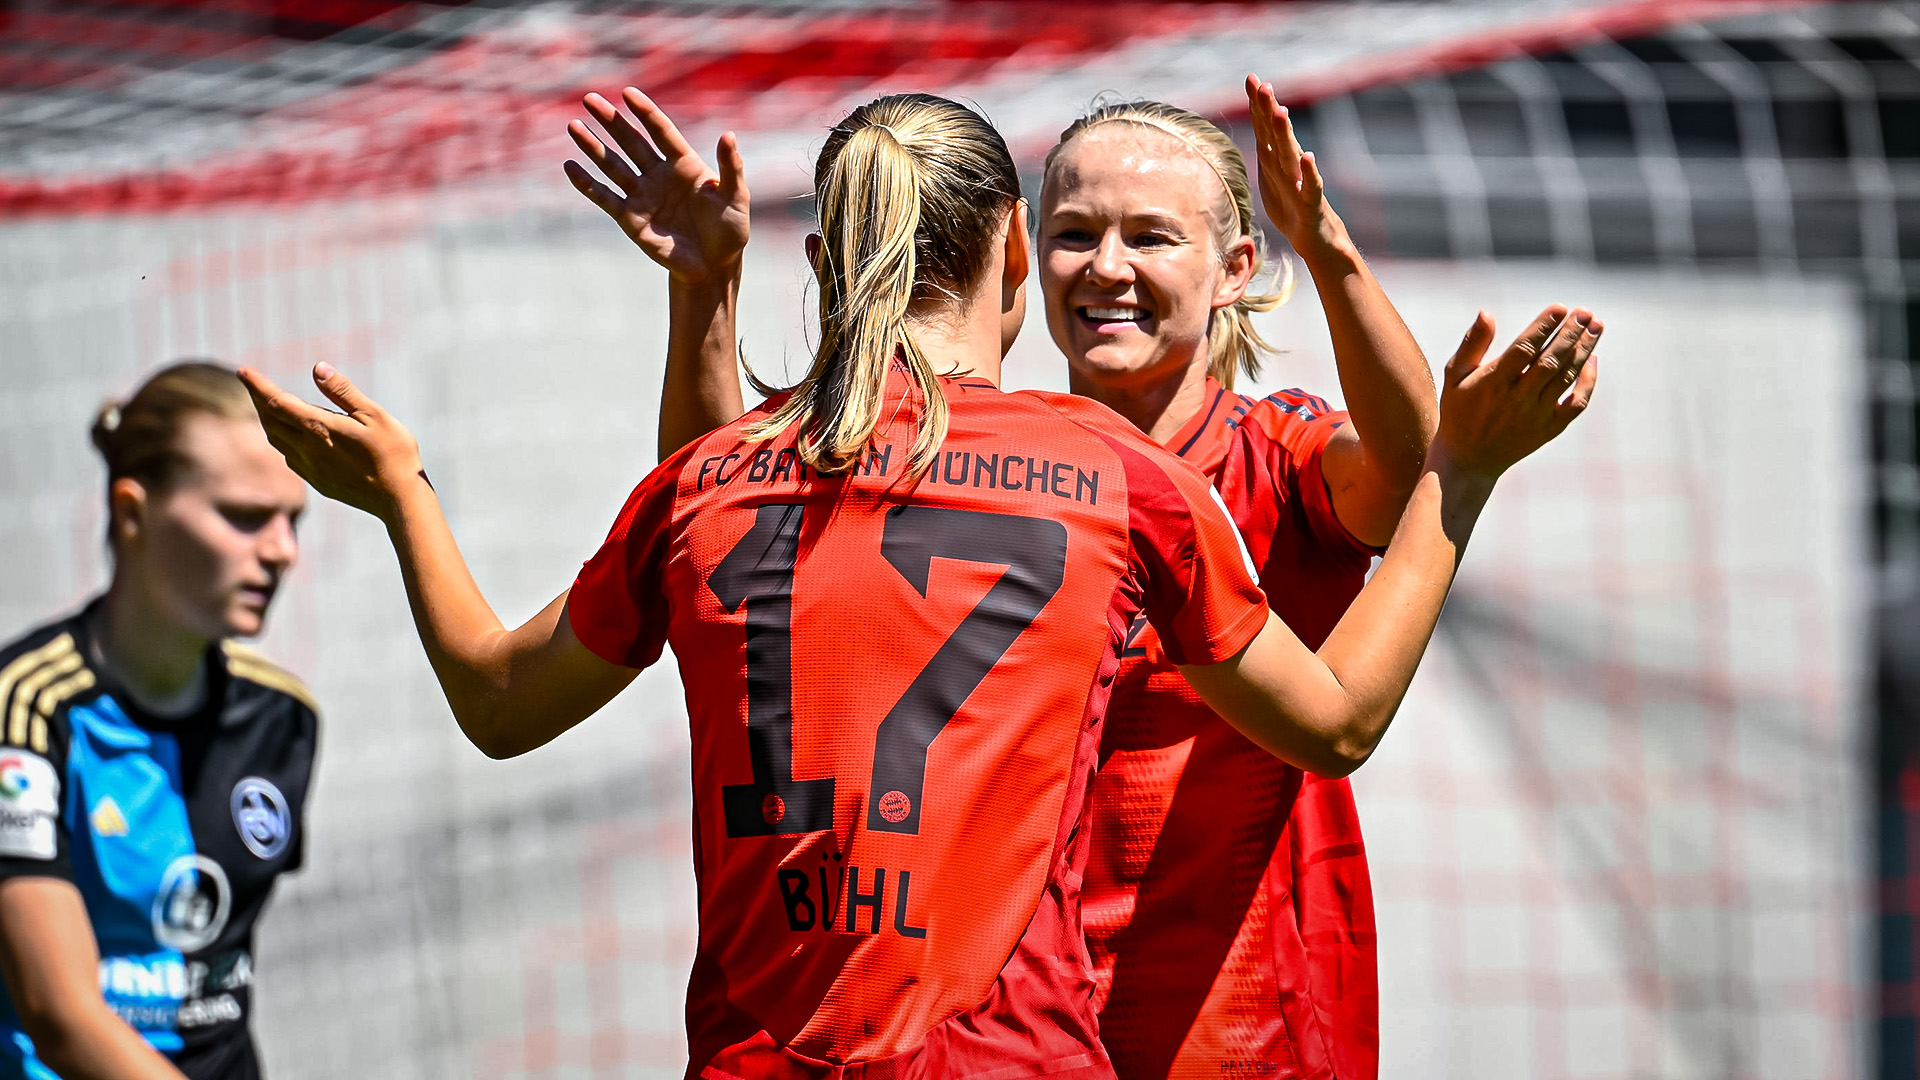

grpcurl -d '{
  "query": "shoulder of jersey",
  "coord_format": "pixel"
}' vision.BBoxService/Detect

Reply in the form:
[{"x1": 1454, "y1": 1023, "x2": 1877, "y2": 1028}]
[
  {"x1": 1247, "y1": 388, "x2": 1338, "y2": 426},
  {"x1": 1019, "y1": 387, "x2": 1229, "y2": 498},
  {"x1": 1015, "y1": 388, "x2": 1167, "y2": 450},
  {"x1": 666, "y1": 392, "x2": 794, "y2": 474},
  {"x1": 221, "y1": 641, "x2": 320, "y2": 716},
  {"x1": 0, "y1": 617, "x2": 96, "y2": 754},
  {"x1": 717, "y1": 391, "x2": 793, "y2": 442}
]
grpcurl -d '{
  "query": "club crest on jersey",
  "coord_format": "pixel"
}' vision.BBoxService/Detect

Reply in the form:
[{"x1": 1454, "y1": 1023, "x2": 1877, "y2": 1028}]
[
  {"x1": 230, "y1": 776, "x2": 290, "y2": 860},
  {"x1": 876, "y1": 790, "x2": 911, "y2": 824},
  {"x1": 153, "y1": 854, "x2": 231, "y2": 952}
]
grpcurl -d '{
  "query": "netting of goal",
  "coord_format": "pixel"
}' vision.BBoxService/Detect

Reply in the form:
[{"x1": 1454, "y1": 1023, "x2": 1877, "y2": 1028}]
[{"x1": 0, "y1": 2, "x2": 1875, "y2": 1076}]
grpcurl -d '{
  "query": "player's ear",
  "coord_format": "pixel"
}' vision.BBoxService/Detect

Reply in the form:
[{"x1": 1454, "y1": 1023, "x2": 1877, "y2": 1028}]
[
  {"x1": 805, "y1": 233, "x2": 823, "y2": 285},
  {"x1": 1001, "y1": 200, "x2": 1031, "y2": 291},
  {"x1": 108, "y1": 477, "x2": 149, "y2": 554},
  {"x1": 999, "y1": 201, "x2": 1030, "y2": 359},
  {"x1": 1212, "y1": 234, "x2": 1257, "y2": 309}
]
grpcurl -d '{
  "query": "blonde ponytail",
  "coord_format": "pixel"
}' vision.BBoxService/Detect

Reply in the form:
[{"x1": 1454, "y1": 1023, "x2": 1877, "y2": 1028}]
[
  {"x1": 1045, "y1": 100, "x2": 1294, "y2": 390},
  {"x1": 747, "y1": 95, "x2": 1021, "y2": 475}
]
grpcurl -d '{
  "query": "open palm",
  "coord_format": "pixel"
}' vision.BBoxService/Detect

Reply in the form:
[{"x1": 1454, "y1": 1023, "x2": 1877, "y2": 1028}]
[
  {"x1": 1246, "y1": 74, "x2": 1343, "y2": 258},
  {"x1": 565, "y1": 87, "x2": 750, "y2": 284},
  {"x1": 1438, "y1": 304, "x2": 1602, "y2": 478}
]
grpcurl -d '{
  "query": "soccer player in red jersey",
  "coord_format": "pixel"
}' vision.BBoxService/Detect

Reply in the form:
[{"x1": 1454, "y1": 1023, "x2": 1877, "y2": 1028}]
[
  {"x1": 621, "y1": 76, "x2": 1602, "y2": 1080},
  {"x1": 1039, "y1": 86, "x2": 1454, "y2": 1080},
  {"x1": 1035, "y1": 82, "x2": 1599, "y2": 1080},
  {"x1": 242, "y1": 91, "x2": 1593, "y2": 1080}
]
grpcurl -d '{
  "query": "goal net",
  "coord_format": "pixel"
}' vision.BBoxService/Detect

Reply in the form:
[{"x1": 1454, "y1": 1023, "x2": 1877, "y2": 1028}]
[{"x1": 0, "y1": 1, "x2": 1877, "y2": 1076}]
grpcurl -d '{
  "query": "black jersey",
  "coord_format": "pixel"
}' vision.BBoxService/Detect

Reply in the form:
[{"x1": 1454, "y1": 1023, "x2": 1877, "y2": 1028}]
[{"x1": 0, "y1": 603, "x2": 317, "y2": 1080}]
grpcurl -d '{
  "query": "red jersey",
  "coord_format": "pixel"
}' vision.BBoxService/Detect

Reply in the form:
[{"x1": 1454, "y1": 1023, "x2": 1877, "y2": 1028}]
[
  {"x1": 569, "y1": 371, "x2": 1270, "y2": 1080},
  {"x1": 1085, "y1": 381, "x2": 1382, "y2": 1080}
]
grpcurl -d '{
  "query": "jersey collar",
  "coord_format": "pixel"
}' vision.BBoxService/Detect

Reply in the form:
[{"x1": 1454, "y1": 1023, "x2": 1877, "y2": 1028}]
[
  {"x1": 71, "y1": 597, "x2": 230, "y2": 731},
  {"x1": 1165, "y1": 377, "x2": 1232, "y2": 461}
]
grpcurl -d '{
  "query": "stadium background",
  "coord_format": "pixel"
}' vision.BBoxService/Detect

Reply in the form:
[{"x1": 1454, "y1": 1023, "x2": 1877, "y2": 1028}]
[{"x1": 0, "y1": 0, "x2": 1903, "y2": 1075}]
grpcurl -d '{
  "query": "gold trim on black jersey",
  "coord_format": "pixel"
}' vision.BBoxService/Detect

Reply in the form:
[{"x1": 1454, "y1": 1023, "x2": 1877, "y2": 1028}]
[
  {"x1": 10, "y1": 650, "x2": 83, "y2": 749},
  {"x1": 29, "y1": 668, "x2": 96, "y2": 754},
  {"x1": 220, "y1": 641, "x2": 319, "y2": 715},
  {"x1": 0, "y1": 634, "x2": 78, "y2": 748}
]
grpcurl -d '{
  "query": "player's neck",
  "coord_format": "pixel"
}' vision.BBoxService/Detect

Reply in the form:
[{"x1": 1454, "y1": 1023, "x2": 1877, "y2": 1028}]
[
  {"x1": 91, "y1": 581, "x2": 210, "y2": 718},
  {"x1": 1069, "y1": 358, "x2": 1211, "y2": 446},
  {"x1": 908, "y1": 299, "x2": 1003, "y2": 386}
]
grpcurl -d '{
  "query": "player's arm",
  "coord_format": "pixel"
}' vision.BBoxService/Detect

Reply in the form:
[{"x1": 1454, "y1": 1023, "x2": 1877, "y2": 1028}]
[
  {"x1": 1246, "y1": 75, "x2": 1437, "y2": 548},
  {"x1": 658, "y1": 273, "x2": 744, "y2": 458},
  {"x1": 1180, "y1": 306, "x2": 1600, "y2": 776},
  {"x1": 564, "y1": 87, "x2": 750, "y2": 459},
  {"x1": 237, "y1": 365, "x2": 639, "y2": 760},
  {"x1": 0, "y1": 878, "x2": 187, "y2": 1079}
]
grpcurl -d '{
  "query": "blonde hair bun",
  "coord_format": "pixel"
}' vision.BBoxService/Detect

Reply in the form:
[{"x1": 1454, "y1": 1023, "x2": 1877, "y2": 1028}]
[{"x1": 90, "y1": 402, "x2": 123, "y2": 456}]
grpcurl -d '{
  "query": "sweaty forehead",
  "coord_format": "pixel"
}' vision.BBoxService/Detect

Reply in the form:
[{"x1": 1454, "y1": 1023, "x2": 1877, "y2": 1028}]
[{"x1": 1043, "y1": 123, "x2": 1225, "y2": 224}]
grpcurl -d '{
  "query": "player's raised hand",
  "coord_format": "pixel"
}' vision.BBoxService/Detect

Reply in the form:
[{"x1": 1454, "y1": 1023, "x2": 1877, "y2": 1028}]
[
  {"x1": 1431, "y1": 304, "x2": 1602, "y2": 479},
  {"x1": 565, "y1": 87, "x2": 750, "y2": 285},
  {"x1": 1246, "y1": 74, "x2": 1346, "y2": 259},
  {"x1": 237, "y1": 364, "x2": 426, "y2": 520}
]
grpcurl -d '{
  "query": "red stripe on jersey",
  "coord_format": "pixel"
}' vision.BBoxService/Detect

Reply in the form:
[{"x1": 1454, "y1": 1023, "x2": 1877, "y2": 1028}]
[
  {"x1": 1086, "y1": 378, "x2": 1381, "y2": 1080},
  {"x1": 568, "y1": 372, "x2": 1267, "y2": 1079}
]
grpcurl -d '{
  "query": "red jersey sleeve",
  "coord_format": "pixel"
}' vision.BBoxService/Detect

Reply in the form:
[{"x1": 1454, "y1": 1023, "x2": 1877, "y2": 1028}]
[
  {"x1": 1241, "y1": 388, "x2": 1383, "y2": 559},
  {"x1": 1096, "y1": 431, "x2": 1269, "y2": 667},
  {"x1": 567, "y1": 446, "x2": 692, "y2": 670}
]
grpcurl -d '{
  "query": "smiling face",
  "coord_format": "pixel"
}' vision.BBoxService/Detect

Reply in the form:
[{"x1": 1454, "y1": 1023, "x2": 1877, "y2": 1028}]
[
  {"x1": 114, "y1": 414, "x2": 307, "y2": 641},
  {"x1": 1039, "y1": 123, "x2": 1252, "y2": 394}
]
